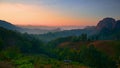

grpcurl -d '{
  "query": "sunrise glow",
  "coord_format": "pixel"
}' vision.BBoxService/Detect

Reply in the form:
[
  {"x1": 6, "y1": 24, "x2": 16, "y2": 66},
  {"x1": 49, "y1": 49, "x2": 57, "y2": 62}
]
[{"x1": 0, "y1": 0, "x2": 120, "y2": 26}]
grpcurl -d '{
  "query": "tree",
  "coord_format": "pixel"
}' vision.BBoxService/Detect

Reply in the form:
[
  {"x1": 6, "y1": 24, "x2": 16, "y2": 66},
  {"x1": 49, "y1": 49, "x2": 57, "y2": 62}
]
[
  {"x1": 0, "y1": 38, "x2": 3, "y2": 50},
  {"x1": 79, "y1": 44, "x2": 117, "y2": 68},
  {"x1": 81, "y1": 34, "x2": 87, "y2": 41}
]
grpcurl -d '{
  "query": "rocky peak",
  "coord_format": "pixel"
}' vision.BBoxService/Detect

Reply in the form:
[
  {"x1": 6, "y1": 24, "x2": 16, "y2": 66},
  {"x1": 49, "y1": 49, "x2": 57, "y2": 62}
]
[
  {"x1": 114, "y1": 20, "x2": 120, "y2": 31},
  {"x1": 96, "y1": 17, "x2": 120, "y2": 34},
  {"x1": 96, "y1": 17, "x2": 116, "y2": 31}
]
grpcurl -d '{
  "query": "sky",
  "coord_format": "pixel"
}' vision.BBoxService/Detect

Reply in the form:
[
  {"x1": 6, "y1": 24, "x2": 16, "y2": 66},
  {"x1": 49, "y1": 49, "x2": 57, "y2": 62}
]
[{"x1": 0, "y1": 0, "x2": 120, "y2": 26}]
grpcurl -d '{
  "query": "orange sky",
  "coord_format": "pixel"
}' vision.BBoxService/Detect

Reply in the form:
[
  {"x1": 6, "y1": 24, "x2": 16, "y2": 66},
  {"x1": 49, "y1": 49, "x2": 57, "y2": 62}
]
[
  {"x1": 0, "y1": 3, "x2": 98, "y2": 26},
  {"x1": 0, "y1": 0, "x2": 120, "y2": 26}
]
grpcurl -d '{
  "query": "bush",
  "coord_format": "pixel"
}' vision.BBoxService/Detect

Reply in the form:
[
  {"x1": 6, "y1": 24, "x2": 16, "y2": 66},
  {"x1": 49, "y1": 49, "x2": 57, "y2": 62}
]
[{"x1": 79, "y1": 45, "x2": 117, "y2": 68}]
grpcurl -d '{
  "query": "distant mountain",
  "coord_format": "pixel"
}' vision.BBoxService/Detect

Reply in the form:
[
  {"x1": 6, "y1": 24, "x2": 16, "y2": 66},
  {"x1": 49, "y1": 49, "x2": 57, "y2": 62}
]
[
  {"x1": 96, "y1": 18, "x2": 115, "y2": 31},
  {"x1": 35, "y1": 28, "x2": 97, "y2": 42},
  {"x1": 95, "y1": 17, "x2": 120, "y2": 40},
  {"x1": 96, "y1": 17, "x2": 120, "y2": 33},
  {"x1": 0, "y1": 20, "x2": 22, "y2": 31},
  {"x1": 1, "y1": 17, "x2": 120, "y2": 40},
  {"x1": 21, "y1": 27, "x2": 61, "y2": 34},
  {"x1": 0, "y1": 20, "x2": 61, "y2": 34},
  {"x1": 35, "y1": 17, "x2": 120, "y2": 41}
]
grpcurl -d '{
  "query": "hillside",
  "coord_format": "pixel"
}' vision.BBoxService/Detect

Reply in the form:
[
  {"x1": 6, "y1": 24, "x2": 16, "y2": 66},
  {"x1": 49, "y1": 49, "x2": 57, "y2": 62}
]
[
  {"x1": 96, "y1": 18, "x2": 120, "y2": 32},
  {"x1": 96, "y1": 18, "x2": 120, "y2": 40},
  {"x1": 0, "y1": 20, "x2": 22, "y2": 31},
  {"x1": 0, "y1": 27, "x2": 44, "y2": 53},
  {"x1": 92, "y1": 40, "x2": 120, "y2": 59},
  {"x1": 0, "y1": 27, "x2": 91, "y2": 68},
  {"x1": 0, "y1": 20, "x2": 61, "y2": 34},
  {"x1": 1, "y1": 17, "x2": 120, "y2": 42},
  {"x1": 46, "y1": 35, "x2": 119, "y2": 68},
  {"x1": 54, "y1": 39, "x2": 120, "y2": 61},
  {"x1": 35, "y1": 17, "x2": 120, "y2": 42},
  {"x1": 0, "y1": 18, "x2": 120, "y2": 68},
  {"x1": 36, "y1": 28, "x2": 97, "y2": 42}
]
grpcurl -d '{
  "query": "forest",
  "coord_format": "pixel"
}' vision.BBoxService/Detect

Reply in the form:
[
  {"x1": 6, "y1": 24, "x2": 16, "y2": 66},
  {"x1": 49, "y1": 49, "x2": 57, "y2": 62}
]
[{"x1": 0, "y1": 26, "x2": 120, "y2": 68}]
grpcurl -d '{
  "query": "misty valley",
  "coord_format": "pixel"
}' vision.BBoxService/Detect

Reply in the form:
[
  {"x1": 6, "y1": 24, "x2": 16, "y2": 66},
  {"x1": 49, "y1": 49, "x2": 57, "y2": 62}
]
[
  {"x1": 0, "y1": 18, "x2": 120, "y2": 68},
  {"x1": 1, "y1": 0, "x2": 120, "y2": 67}
]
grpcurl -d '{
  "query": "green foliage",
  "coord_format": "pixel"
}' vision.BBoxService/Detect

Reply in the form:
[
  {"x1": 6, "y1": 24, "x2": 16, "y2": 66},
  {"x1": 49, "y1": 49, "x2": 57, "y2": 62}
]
[
  {"x1": 18, "y1": 63, "x2": 34, "y2": 68},
  {"x1": 0, "y1": 47, "x2": 22, "y2": 60},
  {"x1": 0, "y1": 27, "x2": 45, "y2": 53},
  {"x1": 81, "y1": 34, "x2": 87, "y2": 41},
  {"x1": 0, "y1": 27, "x2": 119, "y2": 68},
  {"x1": 79, "y1": 45, "x2": 117, "y2": 68},
  {"x1": 12, "y1": 56, "x2": 34, "y2": 68}
]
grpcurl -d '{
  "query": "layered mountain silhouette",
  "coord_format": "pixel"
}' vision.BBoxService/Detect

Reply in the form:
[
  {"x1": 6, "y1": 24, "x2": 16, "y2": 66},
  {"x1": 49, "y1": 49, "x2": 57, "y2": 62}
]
[
  {"x1": 0, "y1": 19, "x2": 119, "y2": 68},
  {"x1": 37, "y1": 17, "x2": 120, "y2": 41},
  {"x1": 1, "y1": 17, "x2": 120, "y2": 35},
  {"x1": 0, "y1": 20, "x2": 61, "y2": 34},
  {"x1": 0, "y1": 20, "x2": 22, "y2": 31}
]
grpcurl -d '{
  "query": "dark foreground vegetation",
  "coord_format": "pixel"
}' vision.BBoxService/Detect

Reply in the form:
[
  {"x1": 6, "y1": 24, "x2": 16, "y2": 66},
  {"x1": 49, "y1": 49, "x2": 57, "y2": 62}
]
[
  {"x1": 0, "y1": 18, "x2": 120, "y2": 68},
  {"x1": 0, "y1": 27, "x2": 120, "y2": 68}
]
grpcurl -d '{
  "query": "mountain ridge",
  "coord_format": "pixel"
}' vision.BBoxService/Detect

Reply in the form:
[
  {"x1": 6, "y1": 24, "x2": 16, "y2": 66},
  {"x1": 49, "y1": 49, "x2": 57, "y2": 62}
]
[
  {"x1": 96, "y1": 17, "x2": 120, "y2": 33},
  {"x1": 0, "y1": 20, "x2": 61, "y2": 34},
  {"x1": 0, "y1": 20, "x2": 22, "y2": 31}
]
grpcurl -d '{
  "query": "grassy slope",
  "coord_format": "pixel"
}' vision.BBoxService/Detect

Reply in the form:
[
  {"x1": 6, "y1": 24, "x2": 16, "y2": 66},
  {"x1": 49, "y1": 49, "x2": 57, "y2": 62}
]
[
  {"x1": 58, "y1": 40, "x2": 120, "y2": 59},
  {"x1": 92, "y1": 40, "x2": 120, "y2": 57},
  {"x1": 0, "y1": 54, "x2": 89, "y2": 68}
]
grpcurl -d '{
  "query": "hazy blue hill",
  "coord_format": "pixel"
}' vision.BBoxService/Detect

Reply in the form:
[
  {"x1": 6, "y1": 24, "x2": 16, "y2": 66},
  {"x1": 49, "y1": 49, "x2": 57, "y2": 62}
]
[
  {"x1": 35, "y1": 17, "x2": 120, "y2": 42},
  {"x1": 0, "y1": 26, "x2": 90, "y2": 68},
  {"x1": 35, "y1": 26, "x2": 97, "y2": 42},
  {"x1": 20, "y1": 27, "x2": 61, "y2": 34},
  {"x1": 0, "y1": 20, "x2": 61, "y2": 34},
  {"x1": 0, "y1": 20, "x2": 22, "y2": 31},
  {"x1": 0, "y1": 18, "x2": 119, "y2": 68}
]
